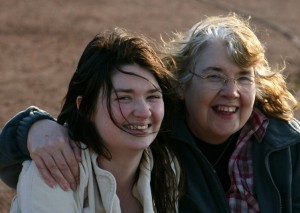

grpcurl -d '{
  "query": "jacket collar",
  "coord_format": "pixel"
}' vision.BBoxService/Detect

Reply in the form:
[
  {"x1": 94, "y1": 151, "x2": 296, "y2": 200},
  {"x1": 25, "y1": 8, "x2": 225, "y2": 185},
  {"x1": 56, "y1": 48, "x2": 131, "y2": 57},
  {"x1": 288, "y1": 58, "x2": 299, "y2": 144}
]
[{"x1": 262, "y1": 116, "x2": 300, "y2": 149}]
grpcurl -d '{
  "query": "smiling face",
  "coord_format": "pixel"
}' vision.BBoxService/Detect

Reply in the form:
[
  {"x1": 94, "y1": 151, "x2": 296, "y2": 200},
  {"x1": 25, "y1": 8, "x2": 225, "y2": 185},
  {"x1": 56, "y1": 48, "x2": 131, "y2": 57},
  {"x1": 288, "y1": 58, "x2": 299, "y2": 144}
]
[
  {"x1": 183, "y1": 41, "x2": 256, "y2": 144},
  {"x1": 93, "y1": 64, "x2": 164, "y2": 154}
]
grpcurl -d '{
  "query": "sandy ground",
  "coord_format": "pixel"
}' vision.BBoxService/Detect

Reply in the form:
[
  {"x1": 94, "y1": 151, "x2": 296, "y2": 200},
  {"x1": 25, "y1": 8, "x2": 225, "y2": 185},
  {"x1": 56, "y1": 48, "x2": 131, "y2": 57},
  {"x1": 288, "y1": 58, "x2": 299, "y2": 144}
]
[{"x1": 0, "y1": 0, "x2": 299, "y2": 211}]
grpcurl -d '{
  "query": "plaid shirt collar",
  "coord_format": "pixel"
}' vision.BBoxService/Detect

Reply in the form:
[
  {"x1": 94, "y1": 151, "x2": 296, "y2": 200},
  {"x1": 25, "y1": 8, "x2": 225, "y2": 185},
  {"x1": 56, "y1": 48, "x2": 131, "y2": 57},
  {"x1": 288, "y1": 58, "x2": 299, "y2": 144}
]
[
  {"x1": 247, "y1": 108, "x2": 269, "y2": 143},
  {"x1": 226, "y1": 108, "x2": 269, "y2": 213}
]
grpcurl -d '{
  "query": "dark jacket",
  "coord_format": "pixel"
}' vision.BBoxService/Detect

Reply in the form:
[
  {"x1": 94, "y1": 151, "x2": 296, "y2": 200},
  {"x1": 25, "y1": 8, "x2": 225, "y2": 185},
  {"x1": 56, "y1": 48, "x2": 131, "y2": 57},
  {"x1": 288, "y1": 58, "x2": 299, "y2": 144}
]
[
  {"x1": 173, "y1": 114, "x2": 300, "y2": 213},
  {"x1": 1, "y1": 107, "x2": 300, "y2": 212}
]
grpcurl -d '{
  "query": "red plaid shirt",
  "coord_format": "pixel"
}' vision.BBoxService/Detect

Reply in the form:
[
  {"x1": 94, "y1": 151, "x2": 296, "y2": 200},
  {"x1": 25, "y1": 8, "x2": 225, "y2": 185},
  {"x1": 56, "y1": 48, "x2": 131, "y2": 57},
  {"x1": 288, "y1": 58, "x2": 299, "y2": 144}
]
[{"x1": 226, "y1": 108, "x2": 269, "y2": 213}]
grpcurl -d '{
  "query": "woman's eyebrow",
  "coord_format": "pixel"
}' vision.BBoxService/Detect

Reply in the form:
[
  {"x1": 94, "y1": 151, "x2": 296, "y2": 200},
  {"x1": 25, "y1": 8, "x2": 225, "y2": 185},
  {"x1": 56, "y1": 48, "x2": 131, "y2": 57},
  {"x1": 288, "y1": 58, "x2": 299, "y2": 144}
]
[
  {"x1": 148, "y1": 88, "x2": 162, "y2": 93},
  {"x1": 201, "y1": 67, "x2": 223, "y2": 73},
  {"x1": 238, "y1": 70, "x2": 254, "y2": 75},
  {"x1": 114, "y1": 88, "x2": 162, "y2": 93},
  {"x1": 201, "y1": 67, "x2": 253, "y2": 75},
  {"x1": 114, "y1": 88, "x2": 134, "y2": 93}
]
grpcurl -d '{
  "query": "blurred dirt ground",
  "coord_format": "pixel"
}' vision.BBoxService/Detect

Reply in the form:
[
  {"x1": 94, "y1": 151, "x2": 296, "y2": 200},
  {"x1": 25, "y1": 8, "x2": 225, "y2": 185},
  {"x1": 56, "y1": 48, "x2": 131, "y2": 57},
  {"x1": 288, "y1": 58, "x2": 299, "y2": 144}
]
[{"x1": 0, "y1": 0, "x2": 299, "y2": 211}]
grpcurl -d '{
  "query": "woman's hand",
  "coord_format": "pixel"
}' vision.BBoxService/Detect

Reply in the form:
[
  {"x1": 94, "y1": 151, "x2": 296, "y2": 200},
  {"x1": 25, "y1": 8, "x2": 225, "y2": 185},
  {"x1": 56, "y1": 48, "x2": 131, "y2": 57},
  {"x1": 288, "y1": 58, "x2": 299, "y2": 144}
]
[{"x1": 28, "y1": 119, "x2": 81, "y2": 191}]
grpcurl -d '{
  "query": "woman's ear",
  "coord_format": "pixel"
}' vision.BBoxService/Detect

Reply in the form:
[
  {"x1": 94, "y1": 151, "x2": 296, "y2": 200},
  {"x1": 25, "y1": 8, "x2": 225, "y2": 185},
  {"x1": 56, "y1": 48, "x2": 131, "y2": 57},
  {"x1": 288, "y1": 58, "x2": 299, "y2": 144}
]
[{"x1": 76, "y1": 96, "x2": 83, "y2": 109}]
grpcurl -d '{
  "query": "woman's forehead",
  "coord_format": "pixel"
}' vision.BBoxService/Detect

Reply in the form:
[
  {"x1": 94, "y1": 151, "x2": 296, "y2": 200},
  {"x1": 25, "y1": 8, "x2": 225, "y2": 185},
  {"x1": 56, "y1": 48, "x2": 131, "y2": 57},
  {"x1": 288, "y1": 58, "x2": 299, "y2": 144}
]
[
  {"x1": 112, "y1": 64, "x2": 160, "y2": 89},
  {"x1": 192, "y1": 42, "x2": 255, "y2": 75}
]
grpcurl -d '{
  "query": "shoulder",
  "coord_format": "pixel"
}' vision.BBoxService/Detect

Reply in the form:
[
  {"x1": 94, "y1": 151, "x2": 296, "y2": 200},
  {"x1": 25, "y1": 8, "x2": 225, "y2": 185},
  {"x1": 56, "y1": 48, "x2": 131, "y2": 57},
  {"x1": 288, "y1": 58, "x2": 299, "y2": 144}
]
[
  {"x1": 267, "y1": 117, "x2": 300, "y2": 136},
  {"x1": 14, "y1": 160, "x2": 79, "y2": 212},
  {"x1": 263, "y1": 116, "x2": 300, "y2": 148}
]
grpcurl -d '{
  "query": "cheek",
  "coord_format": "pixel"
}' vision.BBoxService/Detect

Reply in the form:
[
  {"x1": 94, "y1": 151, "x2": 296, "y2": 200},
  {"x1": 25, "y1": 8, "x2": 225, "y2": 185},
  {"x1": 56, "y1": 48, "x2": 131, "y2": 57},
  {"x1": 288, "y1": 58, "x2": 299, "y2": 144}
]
[
  {"x1": 184, "y1": 86, "x2": 213, "y2": 115},
  {"x1": 242, "y1": 90, "x2": 256, "y2": 108},
  {"x1": 94, "y1": 102, "x2": 119, "y2": 132},
  {"x1": 153, "y1": 101, "x2": 165, "y2": 123},
  {"x1": 240, "y1": 91, "x2": 256, "y2": 121},
  {"x1": 110, "y1": 103, "x2": 130, "y2": 122}
]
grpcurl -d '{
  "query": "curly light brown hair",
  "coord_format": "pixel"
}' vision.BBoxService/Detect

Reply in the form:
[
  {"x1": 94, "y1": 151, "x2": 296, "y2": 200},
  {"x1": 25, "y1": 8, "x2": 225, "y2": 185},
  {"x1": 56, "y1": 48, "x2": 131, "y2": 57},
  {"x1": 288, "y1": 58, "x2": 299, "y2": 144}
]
[{"x1": 163, "y1": 13, "x2": 299, "y2": 120}]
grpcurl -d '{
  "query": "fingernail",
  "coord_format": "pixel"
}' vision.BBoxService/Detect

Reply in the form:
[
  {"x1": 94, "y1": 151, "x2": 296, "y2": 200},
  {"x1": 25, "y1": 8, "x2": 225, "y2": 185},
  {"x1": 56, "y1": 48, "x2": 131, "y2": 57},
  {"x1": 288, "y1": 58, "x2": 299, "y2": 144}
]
[
  {"x1": 71, "y1": 183, "x2": 77, "y2": 191},
  {"x1": 63, "y1": 183, "x2": 70, "y2": 191},
  {"x1": 49, "y1": 183, "x2": 56, "y2": 189}
]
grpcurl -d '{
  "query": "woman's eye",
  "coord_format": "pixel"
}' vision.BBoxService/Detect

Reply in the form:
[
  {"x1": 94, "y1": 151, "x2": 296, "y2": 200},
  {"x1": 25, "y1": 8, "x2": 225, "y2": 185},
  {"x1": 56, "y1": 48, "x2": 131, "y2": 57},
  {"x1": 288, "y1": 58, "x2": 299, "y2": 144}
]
[
  {"x1": 147, "y1": 95, "x2": 162, "y2": 100},
  {"x1": 116, "y1": 96, "x2": 131, "y2": 101},
  {"x1": 237, "y1": 76, "x2": 254, "y2": 84},
  {"x1": 206, "y1": 74, "x2": 224, "y2": 82}
]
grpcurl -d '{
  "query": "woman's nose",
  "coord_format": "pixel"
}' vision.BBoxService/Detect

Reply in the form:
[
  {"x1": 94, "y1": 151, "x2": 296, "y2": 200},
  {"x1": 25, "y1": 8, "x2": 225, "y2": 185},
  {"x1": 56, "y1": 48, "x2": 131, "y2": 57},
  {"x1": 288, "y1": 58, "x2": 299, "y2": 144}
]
[
  {"x1": 133, "y1": 99, "x2": 151, "y2": 118},
  {"x1": 219, "y1": 80, "x2": 240, "y2": 98}
]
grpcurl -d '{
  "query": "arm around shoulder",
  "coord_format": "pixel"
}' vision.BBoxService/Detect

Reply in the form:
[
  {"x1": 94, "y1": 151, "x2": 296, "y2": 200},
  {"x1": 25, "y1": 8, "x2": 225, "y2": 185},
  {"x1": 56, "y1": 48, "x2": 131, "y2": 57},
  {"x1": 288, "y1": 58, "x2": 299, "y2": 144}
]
[{"x1": 0, "y1": 106, "x2": 55, "y2": 187}]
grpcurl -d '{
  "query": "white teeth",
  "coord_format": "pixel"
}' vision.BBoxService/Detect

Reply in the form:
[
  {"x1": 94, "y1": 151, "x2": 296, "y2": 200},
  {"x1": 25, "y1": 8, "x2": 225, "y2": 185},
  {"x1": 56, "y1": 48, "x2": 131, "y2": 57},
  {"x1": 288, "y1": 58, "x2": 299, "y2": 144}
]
[
  {"x1": 217, "y1": 106, "x2": 236, "y2": 112},
  {"x1": 127, "y1": 125, "x2": 148, "y2": 130}
]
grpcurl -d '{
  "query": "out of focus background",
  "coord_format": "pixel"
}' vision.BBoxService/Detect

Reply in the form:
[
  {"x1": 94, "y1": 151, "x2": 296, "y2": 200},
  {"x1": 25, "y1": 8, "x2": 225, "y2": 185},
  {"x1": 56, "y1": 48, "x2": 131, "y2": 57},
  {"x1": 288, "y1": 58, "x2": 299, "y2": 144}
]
[{"x1": 0, "y1": 0, "x2": 299, "y2": 211}]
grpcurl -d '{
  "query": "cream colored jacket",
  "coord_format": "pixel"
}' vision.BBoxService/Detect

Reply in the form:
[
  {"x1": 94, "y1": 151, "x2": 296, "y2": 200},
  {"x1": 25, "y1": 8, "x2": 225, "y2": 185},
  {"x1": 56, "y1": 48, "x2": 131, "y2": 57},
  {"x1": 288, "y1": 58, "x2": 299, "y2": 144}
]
[{"x1": 10, "y1": 147, "x2": 178, "y2": 213}]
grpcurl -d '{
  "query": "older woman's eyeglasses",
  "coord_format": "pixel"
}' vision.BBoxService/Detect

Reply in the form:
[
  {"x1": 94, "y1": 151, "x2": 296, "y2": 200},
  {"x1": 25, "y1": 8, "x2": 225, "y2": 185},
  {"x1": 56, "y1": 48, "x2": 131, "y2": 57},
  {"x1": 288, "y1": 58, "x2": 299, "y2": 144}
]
[{"x1": 189, "y1": 70, "x2": 255, "y2": 91}]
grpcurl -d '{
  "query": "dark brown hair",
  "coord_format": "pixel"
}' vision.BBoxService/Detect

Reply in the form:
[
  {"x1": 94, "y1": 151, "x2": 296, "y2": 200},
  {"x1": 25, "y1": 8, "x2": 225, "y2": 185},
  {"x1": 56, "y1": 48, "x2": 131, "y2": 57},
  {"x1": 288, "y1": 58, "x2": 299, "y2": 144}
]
[{"x1": 57, "y1": 28, "x2": 181, "y2": 212}]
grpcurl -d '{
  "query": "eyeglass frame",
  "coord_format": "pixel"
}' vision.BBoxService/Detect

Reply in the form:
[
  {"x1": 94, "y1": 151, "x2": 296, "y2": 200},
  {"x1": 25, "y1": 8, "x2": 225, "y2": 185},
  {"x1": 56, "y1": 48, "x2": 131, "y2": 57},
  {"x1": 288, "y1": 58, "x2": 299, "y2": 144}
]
[{"x1": 188, "y1": 70, "x2": 256, "y2": 91}]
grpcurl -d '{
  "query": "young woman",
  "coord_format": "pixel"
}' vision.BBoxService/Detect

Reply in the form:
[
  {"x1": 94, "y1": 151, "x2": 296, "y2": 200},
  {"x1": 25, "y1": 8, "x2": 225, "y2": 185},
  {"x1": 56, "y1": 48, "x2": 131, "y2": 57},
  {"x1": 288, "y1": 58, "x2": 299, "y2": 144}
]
[{"x1": 7, "y1": 28, "x2": 181, "y2": 213}]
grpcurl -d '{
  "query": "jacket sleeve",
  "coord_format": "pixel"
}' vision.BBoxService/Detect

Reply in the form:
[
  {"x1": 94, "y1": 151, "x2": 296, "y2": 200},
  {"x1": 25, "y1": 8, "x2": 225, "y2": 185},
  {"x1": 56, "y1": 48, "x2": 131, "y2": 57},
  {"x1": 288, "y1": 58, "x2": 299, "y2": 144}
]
[{"x1": 0, "y1": 106, "x2": 55, "y2": 188}]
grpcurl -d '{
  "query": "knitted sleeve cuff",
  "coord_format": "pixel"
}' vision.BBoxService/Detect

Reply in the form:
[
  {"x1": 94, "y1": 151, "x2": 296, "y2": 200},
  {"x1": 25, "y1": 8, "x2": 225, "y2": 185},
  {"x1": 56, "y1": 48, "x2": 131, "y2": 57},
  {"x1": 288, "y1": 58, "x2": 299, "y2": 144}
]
[{"x1": 16, "y1": 106, "x2": 56, "y2": 156}]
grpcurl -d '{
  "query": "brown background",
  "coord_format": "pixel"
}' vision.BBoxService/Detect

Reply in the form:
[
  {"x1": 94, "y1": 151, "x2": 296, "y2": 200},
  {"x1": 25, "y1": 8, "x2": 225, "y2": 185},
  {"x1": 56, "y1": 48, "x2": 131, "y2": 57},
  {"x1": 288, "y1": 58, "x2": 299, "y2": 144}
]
[{"x1": 0, "y1": 0, "x2": 299, "y2": 211}]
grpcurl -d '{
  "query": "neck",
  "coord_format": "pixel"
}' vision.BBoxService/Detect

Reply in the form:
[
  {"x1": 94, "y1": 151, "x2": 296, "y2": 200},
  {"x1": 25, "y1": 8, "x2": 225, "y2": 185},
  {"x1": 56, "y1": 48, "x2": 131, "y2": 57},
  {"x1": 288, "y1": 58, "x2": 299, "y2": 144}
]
[
  {"x1": 190, "y1": 128, "x2": 231, "y2": 145},
  {"x1": 97, "y1": 152, "x2": 143, "y2": 212}
]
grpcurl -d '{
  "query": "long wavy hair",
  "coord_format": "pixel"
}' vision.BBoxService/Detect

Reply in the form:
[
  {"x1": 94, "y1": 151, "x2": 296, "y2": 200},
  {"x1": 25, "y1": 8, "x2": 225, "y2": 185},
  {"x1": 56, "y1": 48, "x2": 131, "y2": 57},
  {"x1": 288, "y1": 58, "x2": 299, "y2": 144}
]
[
  {"x1": 57, "y1": 28, "x2": 181, "y2": 212},
  {"x1": 163, "y1": 13, "x2": 299, "y2": 120}
]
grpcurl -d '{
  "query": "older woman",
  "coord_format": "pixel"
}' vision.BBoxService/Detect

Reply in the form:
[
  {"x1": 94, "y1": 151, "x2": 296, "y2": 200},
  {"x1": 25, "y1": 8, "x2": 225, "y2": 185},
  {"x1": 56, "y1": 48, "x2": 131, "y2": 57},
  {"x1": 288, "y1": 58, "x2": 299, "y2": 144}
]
[{"x1": 163, "y1": 14, "x2": 300, "y2": 212}]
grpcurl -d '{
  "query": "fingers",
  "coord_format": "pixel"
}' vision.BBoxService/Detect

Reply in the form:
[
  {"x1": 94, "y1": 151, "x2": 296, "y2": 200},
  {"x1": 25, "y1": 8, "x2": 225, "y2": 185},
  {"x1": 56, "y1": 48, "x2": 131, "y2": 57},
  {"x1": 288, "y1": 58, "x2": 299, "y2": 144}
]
[
  {"x1": 31, "y1": 143, "x2": 80, "y2": 191},
  {"x1": 33, "y1": 153, "x2": 71, "y2": 191},
  {"x1": 33, "y1": 157, "x2": 57, "y2": 188},
  {"x1": 58, "y1": 141, "x2": 80, "y2": 189},
  {"x1": 53, "y1": 150, "x2": 78, "y2": 191},
  {"x1": 27, "y1": 120, "x2": 81, "y2": 191}
]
